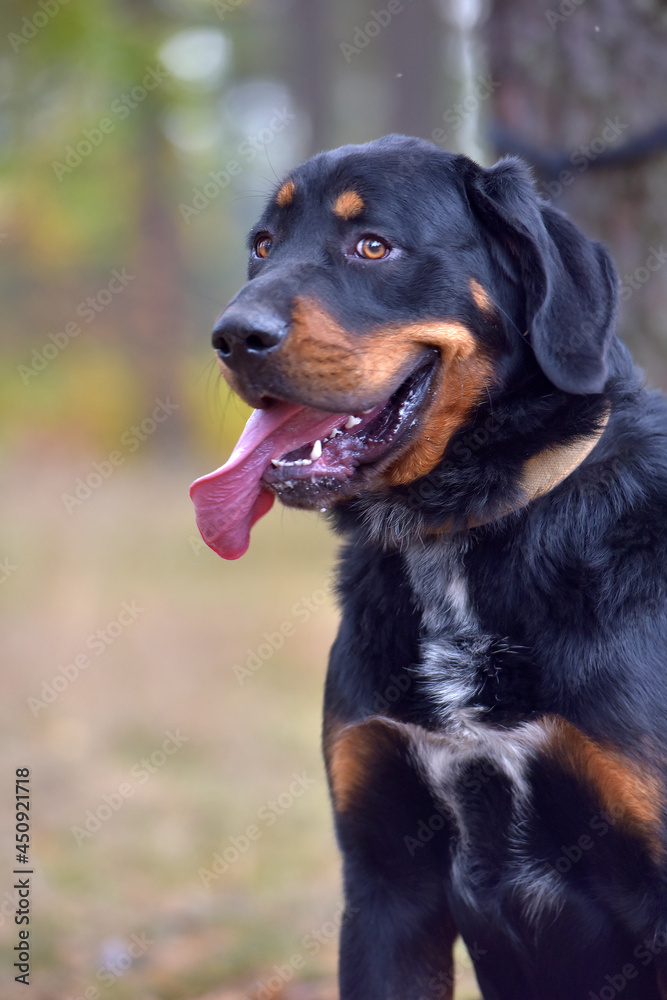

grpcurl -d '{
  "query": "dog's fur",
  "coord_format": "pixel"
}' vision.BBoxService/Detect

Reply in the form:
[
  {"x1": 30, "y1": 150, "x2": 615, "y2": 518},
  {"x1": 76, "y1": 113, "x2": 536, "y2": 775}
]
[{"x1": 212, "y1": 135, "x2": 667, "y2": 998}]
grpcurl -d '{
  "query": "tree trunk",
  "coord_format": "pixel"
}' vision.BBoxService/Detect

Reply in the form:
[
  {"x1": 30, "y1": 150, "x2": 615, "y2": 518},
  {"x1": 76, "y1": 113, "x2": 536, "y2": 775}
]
[{"x1": 484, "y1": 0, "x2": 667, "y2": 385}]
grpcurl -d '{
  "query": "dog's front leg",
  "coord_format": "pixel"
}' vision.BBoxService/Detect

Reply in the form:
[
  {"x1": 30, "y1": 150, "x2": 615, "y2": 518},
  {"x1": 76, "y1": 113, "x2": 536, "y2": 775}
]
[{"x1": 328, "y1": 717, "x2": 458, "y2": 1000}]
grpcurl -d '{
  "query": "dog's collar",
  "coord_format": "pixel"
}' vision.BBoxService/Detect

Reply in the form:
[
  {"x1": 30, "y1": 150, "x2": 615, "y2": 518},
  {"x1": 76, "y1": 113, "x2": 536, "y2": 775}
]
[
  {"x1": 516, "y1": 407, "x2": 610, "y2": 507},
  {"x1": 466, "y1": 407, "x2": 611, "y2": 531}
]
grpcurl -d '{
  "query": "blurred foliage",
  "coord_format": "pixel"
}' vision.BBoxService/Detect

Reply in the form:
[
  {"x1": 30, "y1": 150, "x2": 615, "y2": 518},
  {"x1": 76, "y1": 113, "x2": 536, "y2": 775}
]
[
  {"x1": 0, "y1": 0, "x2": 461, "y2": 460},
  {"x1": 1, "y1": 0, "x2": 291, "y2": 458}
]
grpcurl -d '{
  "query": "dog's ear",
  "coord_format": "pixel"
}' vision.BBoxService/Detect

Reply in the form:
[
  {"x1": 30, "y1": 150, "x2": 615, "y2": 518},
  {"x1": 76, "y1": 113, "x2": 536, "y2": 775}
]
[{"x1": 461, "y1": 155, "x2": 617, "y2": 394}]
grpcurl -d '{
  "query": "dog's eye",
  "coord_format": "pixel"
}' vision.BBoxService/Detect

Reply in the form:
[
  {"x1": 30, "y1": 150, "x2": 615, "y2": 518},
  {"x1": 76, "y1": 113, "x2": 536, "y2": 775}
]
[
  {"x1": 356, "y1": 236, "x2": 390, "y2": 260},
  {"x1": 254, "y1": 235, "x2": 273, "y2": 259}
]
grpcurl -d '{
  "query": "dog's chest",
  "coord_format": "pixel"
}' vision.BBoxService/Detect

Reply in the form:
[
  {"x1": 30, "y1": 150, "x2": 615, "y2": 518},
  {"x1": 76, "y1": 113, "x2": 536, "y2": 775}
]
[
  {"x1": 405, "y1": 538, "x2": 473, "y2": 634},
  {"x1": 403, "y1": 540, "x2": 559, "y2": 919},
  {"x1": 404, "y1": 539, "x2": 532, "y2": 722},
  {"x1": 405, "y1": 540, "x2": 485, "y2": 714}
]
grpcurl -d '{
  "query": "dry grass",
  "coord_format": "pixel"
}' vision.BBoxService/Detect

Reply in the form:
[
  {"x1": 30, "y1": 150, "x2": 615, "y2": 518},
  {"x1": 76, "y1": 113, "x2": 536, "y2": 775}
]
[{"x1": 0, "y1": 452, "x2": 480, "y2": 999}]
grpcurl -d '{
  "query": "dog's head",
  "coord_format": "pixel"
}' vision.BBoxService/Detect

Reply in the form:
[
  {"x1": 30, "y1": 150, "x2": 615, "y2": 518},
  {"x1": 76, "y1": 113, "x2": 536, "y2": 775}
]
[{"x1": 191, "y1": 135, "x2": 617, "y2": 558}]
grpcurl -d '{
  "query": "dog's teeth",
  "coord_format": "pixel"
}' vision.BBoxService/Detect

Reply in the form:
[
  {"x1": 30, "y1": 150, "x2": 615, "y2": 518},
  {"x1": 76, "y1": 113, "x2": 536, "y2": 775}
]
[
  {"x1": 345, "y1": 415, "x2": 362, "y2": 429},
  {"x1": 272, "y1": 457, "x2": 313, "y2": 467},
  {"x1": 361, "y1": 407, "x2": 374, "y2": 414},
  {"x1": 331, "y1": 428, "x2": 342, "y2": 438},
  {"x1": 310, "y1": 440, "x2": 322, "y2": 460}
]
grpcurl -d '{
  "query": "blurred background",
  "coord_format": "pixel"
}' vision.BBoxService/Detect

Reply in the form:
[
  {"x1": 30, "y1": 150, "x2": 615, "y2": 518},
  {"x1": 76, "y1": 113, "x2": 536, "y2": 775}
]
[{"x1": 1, "y1": 0, "x2": 666, "y2": 997}]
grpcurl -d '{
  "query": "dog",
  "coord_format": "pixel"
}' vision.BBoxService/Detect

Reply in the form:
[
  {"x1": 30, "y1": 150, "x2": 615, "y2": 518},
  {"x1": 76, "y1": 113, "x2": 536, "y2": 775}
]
[{"x1": 190, "y1": 134, "x2": 667, "y2": 999}]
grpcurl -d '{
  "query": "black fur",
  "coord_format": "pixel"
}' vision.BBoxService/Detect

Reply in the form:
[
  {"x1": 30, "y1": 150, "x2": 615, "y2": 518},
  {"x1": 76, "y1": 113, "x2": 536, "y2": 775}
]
[{"x1": 213, "y1": 135, "x2": 667, "y2": 998}]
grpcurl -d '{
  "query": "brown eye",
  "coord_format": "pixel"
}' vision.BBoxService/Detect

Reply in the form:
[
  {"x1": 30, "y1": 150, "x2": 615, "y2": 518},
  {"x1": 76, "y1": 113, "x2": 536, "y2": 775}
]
[
  {"x1": 356, "y1": 236, "x2": 390, "y2": 260},
  {"x1": 254, "y1": 235, "x2": 273, "y2": 259}
]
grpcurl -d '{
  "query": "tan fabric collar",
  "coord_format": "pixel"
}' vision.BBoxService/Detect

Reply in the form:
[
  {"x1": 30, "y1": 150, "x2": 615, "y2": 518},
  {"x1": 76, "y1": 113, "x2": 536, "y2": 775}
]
[
  {"x1": 517, "y1": 407, "x2": 610, "y2": 507},
  {"x1": 464, "y1": 407, "x2": 611, "y2": 531}
]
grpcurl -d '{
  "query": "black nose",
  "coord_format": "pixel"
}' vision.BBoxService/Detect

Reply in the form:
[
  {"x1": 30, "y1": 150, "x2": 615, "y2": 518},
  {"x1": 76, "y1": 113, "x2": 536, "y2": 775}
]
[{"x1": 212, "y1": 308, "x2": 288, "y2": 370}]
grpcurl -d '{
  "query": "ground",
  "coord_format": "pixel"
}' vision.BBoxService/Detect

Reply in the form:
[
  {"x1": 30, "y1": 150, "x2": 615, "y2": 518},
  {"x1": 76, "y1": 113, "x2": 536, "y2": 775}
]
[{"x1": 0, "y1": 450, "x2": 480, "y2": 999}]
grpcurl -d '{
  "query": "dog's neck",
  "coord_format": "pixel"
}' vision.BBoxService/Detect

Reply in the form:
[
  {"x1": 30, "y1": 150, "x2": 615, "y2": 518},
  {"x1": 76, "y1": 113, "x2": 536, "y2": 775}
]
[
  {"x1": 472, "y1": 407, "x2": 611, "y2": 529},
  {"x1": 335, "y1": 407, "x2": 611, "y2": 549},
  {"x1": 518, "y1": 410, "x2": 610, "y2": 503}
]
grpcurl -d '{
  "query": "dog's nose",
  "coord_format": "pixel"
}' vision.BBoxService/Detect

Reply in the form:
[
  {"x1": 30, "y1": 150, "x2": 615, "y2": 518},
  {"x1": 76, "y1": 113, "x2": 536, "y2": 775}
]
[{"x1": 212, "y1": 309, "x2": 288, "y2": 370}]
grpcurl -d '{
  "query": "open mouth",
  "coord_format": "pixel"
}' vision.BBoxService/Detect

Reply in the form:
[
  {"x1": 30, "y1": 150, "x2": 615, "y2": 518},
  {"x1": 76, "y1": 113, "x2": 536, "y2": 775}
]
[
  {"x1": 262, "y1": 353, "x2": 438, "y2": 503},
  {"x1": 190, "y1": 353, "x2": 438, "y2": 560}
]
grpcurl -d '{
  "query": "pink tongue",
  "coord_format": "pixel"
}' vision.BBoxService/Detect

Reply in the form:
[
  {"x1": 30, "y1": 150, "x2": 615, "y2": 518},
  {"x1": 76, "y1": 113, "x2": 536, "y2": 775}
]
[{"x1": 189, "y1": 402, "x2": 346, "y2": 560}]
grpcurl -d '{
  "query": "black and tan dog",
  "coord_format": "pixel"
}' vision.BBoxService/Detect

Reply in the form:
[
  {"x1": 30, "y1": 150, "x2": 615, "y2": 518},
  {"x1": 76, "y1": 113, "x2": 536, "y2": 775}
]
[{"x1": 190, "y1": 135, "x2": 667, "y2": 999}]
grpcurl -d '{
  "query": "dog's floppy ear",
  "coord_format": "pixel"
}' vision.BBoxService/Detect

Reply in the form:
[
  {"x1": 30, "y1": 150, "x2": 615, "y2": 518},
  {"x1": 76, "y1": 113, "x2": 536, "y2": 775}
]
[{"x1": 461, "y1": 155, "x2": 617, "y2": 394}]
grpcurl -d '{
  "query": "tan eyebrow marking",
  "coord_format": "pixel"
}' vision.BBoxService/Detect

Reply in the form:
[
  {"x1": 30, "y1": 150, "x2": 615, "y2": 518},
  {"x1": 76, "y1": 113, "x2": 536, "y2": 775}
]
[
  {"x1": 276, "y1": 180, "x2": 295, "y2": 207},
  {"x1": 333, "y1": 190, "x2": 364, "y2": 220},
  {"x1": 470, "y1": 278, "x2": 494, "y2": 314}
]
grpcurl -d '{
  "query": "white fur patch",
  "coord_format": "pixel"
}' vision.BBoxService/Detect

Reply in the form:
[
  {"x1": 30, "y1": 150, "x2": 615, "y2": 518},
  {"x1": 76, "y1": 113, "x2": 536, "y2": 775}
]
[
  {"x1": 406, "y1": 537, "x2": 484, "y2": 719},
  {"x1": 404, "y1": 537, "x2": 564, "y2": 925},
  {"x1": 411, "y1": 718, "x2": 563, "y2": 924}
]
